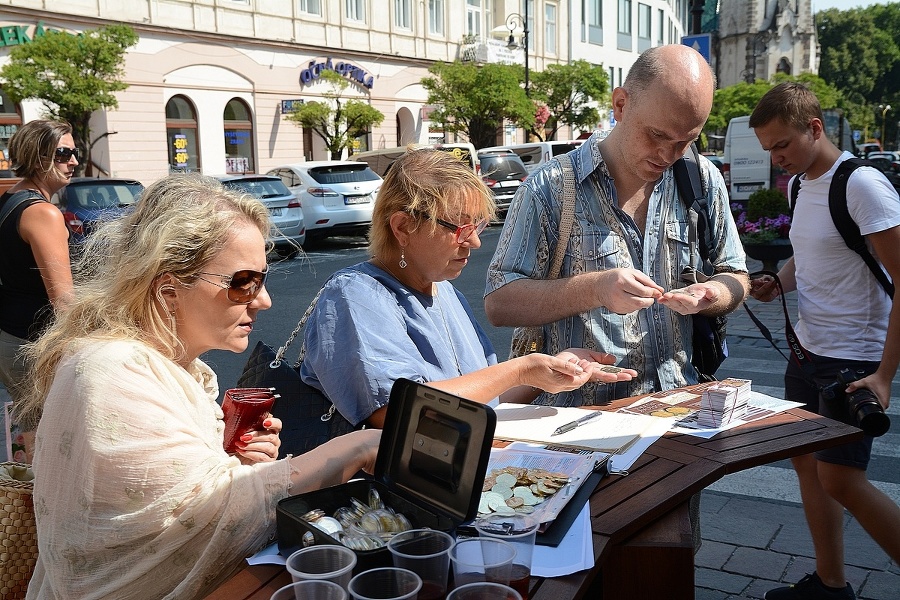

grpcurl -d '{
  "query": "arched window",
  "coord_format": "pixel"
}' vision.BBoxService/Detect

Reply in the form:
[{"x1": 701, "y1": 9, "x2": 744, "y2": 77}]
[
  {"x1": 224, "y1": 98, "x2": 254, "y2": 174},
  {"x1": 0, "y1": 88, "x2": 23, "y2": 178},
  {"x1": 165, "y1": 95, "x2": 200, "y2": 173}
]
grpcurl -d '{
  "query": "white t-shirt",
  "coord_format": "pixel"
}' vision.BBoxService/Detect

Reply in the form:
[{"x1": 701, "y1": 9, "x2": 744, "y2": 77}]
[{"x1": 790, "y1": 152, "x2": 900, "y2": 361}]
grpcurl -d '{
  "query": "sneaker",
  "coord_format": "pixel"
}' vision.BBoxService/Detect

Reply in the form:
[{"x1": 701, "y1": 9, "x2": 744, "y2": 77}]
[{"x1": 765, "y1": 572, "x2": 856, "y2": 600}]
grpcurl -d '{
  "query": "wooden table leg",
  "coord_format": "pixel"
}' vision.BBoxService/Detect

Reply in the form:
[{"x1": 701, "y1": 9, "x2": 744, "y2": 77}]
[{"x1": 600, "y1": 501, "x2": 694, "y2": 599}]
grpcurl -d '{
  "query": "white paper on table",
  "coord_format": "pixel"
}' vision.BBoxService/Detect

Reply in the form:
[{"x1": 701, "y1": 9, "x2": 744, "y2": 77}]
[
  {"x1": 247, "y1": 542, "x2": 285, "y2": 566},
  {"x1": 670, "y1": 392, "x2": 804, "y2": 438},
  {"x1": 607, "y1": 417, "x2": 672, "y2": 472},
  {"x1": 248, "y1": 504, "x2": 595, "y2": 578}
]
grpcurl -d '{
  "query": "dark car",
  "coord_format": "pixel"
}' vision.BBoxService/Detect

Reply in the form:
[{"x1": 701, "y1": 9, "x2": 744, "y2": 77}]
[
  {"x1": 868, "y1": 157, "x2": 900, "y2": 193},
  {"x1": 57, "y1": 177, "x2": 144, "y2": 242},
  {"x1": 217, "y1": 174, "x2": 306, "y2": 257},
  {"x1": 477, "y1": 149, "x2": 528, "y2": 217}
]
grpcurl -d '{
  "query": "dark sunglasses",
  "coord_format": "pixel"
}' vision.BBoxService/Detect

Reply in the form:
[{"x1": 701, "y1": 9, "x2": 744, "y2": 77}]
[
  {"x1": 197, "y1": 268, "x2": 268, "y2": 303},
  {"x1": 413, "y1": 211, "x2": 488, "y2": 244},
  {"x1": 54, "y1": 147, "x2": 80, "y2": 163}
]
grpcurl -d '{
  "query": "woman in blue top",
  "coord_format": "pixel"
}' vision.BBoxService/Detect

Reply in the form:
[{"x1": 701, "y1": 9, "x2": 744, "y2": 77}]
[{"x1": 301, "y1": 149, "x2": 636, "y2": 428}]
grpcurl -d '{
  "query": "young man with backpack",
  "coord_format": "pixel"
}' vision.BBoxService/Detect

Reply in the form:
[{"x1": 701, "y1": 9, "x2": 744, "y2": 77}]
[{"x1": 750, "y1": 82, "x2": 900, "y2": 600}]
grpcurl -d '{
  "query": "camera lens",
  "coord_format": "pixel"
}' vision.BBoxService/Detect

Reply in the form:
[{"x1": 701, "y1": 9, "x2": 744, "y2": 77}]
[{"x1": 856, "y1": 402, "x2": 891, "y2": 437}]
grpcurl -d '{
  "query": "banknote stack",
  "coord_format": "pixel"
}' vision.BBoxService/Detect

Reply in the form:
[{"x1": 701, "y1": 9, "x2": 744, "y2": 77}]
[{"x1": 696, "y1": 378, "x2": 751, "y2": 427}]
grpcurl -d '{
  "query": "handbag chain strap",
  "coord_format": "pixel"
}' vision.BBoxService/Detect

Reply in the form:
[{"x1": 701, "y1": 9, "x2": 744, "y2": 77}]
[{"x1": 272, "y1": 285, "x2": 327, "y2": 369}]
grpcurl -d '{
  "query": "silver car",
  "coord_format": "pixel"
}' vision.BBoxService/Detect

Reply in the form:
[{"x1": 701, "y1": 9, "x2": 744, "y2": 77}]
[
  {"x1": 267, "y1": 161, "x2": 381, "y2": 242},
  {"x1": 217, "y1": 175, "x2": 306, "y2": 257}
]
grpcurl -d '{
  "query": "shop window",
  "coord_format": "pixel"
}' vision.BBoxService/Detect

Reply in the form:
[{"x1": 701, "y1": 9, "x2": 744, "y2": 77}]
[
  {"x1": 224, "y1": 98, "x2": 255, "y2": 174},
  {"x1": 165, "y1": 95, "x2": 200, "y2": 173},
  {"x1": 0, "y1": 88, "x2": 22, "y2": 179}
]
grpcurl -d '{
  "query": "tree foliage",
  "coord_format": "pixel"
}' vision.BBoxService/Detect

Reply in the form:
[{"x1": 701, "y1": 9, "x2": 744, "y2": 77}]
[
  {"x1": 0, "y1": 24, "x2": 138, "y2": 176},
  {"x1": 528, "y1": 59, "x2": 609, "y2": 141},
  {"x1": 422, "y1": 61, "x2": 533, "y2": 149},
  {"x1": 284, "y1": 70, "x2": 384, "y2": 160}
]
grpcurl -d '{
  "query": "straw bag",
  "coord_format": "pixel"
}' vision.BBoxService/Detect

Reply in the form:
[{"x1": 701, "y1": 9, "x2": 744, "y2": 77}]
[{"x1": 0, "y1": 462, "x2": 37, "y2": 600}]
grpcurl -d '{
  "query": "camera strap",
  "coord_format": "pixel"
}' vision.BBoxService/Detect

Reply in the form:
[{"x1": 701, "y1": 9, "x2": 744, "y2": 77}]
[{"x1": 743, "y1": 270, "x2": 819, "y2": 382}]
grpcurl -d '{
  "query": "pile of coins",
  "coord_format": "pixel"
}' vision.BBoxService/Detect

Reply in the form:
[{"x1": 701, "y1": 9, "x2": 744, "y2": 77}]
[
  {"x1": 478, "y1": 467, "x2": 570, "y2": 517},
  {"x1": 299, "y1": 488, "x2": 412, "y2": 551}
]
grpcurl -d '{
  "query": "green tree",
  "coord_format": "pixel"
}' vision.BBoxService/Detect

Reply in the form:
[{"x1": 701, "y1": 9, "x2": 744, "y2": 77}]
[
  {"x1": 284, "y1": 70, "x2": 384, "y2": 160},
  {"x1": 0, "y1": 24, "x2": 138, "y2": 176},
  {"x1": 422, "y1": 61, "x2": 533, "y2": 149},
  {"x1": 528, "y1": 59, "x2": 609, "y2": 141}
]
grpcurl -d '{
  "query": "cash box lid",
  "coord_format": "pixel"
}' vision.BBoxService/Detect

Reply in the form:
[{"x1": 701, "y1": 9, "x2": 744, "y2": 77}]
[{"x1": 374, "y1": 378, "x2": 497, "y2": 524}]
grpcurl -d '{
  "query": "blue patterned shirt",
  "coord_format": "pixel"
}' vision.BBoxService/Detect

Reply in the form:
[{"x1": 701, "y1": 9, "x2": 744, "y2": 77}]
[{"x1": 485, "y1": 133, "x2": 746, "y2": 406}]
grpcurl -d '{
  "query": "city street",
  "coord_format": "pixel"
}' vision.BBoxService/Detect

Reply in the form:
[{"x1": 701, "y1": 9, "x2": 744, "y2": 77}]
[{"x1": 3, "y1": 225, "x2": 898, "y2": 598}]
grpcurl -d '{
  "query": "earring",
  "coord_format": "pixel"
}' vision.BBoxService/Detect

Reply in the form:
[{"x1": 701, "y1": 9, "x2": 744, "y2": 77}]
[{"x1": 399, "y1": 250, "x2": 407, "y2": 269}]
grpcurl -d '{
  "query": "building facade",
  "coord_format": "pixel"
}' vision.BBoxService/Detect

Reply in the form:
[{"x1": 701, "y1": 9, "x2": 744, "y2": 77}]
[{"x1": 0, "y1": 1, "x2": 696, "y2": 185}]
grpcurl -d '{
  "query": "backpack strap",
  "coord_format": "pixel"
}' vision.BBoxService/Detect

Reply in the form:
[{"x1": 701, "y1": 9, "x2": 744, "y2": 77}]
[
  {"x1": 548, "y1": 153, "x2": 577, "y2": 278},
  {"x1": 0, "y1": 189, "x2": 43, "y2": 231},
  {"x1": 673, "y1": 143, "x2": 712, "y2": 268},
  {"x1": 789, "y1": 175, "x2": 801, "y2": 215},
  {"x1": 829, "y1": 159, "x2": 894, "y2": 298}
]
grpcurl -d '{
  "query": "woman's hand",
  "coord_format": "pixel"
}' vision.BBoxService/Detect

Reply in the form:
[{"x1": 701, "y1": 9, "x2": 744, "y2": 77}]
[
  {"x1": 520, "y1": 351, "x2": 635, "y2": 393},
  {"x1": 559, "y1": 348, "x2": 638, "y2": 383},
  {"x1": 235, "y1": 415, "x2": 282, "y2": 464}
]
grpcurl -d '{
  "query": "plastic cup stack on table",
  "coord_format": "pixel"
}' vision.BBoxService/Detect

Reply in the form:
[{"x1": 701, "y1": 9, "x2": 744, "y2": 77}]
[
  {"x1": 448, "y1": 537, "x2": 516, "y2": 589},
  {"x1": 285, "y1": 545, "x2": 357, "y2": 591},
  {"x1": 474, "y1": 515, "x2": 538, "y2": 600},
  {"x1": 270, "y1": 579, "x2": 347, "y2": 600},
  {"x1": 347, "y1": 567, "x2": 423, "y2": 600},
  {"x1": 387, "y1": 528, "x2": 455, "y2": 600}
]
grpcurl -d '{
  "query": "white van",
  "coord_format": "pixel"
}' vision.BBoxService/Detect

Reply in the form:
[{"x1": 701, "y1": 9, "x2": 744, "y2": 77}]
[
  {"x1": 722, "y1": 116, "x2": 772, "y2": 205},
  {"x1": 478, "y1": 140, "x2": 584, "y2": 174},
  {"x1": 347, "y1": 142, "x2": 477, "y2": 177}
]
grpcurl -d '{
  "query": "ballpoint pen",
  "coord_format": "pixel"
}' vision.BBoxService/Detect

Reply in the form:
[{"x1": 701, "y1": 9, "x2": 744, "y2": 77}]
[{"x1": 551, "y1": 410, "x2": 603, "y2": 436}]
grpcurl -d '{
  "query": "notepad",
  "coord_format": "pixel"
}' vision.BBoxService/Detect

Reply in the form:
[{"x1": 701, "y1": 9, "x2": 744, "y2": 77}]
[{"x1": 492, "y1": 404, "x2": 659, "y2": 453}]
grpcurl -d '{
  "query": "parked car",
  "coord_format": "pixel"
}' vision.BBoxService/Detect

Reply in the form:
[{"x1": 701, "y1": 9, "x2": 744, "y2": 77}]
[
  {"x1": 216, "y1": 174, "x2": 306, "y2": 257},
  {"x1": 347, "y1": 142, "x2": 478, "y2": 177},
  {"x1": 866, "y1": 151, "x2": 900, "y2": 163},
  {"x1": 477, "y1": 149, "x2": 528, "y2": 217},
  {"x1": 56, "y1": 177, "x2": 144, "y2": 242},
  {"x1": 266, "y1": 161, "x2": 381, "y2": 241},
  {"x1": 702, "y1": 152, "x2": 725, "y2": 174},
  {"x1": 867, "y1": 156, "x2": 900, "y2": 194},
  {"x1": 478, "y1": 140, "x2": 583, "y2": 174},
  {"x1": 856, "y1": 142, "x2": 882, "y2": 158}
]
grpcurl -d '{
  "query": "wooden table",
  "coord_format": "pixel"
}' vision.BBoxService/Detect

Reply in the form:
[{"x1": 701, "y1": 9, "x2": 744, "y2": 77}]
[{"x1": 202, "y1": 396, "x2": 862, "y2": 600}]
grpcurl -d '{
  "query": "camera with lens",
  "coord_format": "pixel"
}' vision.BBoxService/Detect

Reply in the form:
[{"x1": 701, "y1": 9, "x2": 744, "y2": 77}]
[{"x1": 820, "y1": 368, "x2": 891, "y2": 437}]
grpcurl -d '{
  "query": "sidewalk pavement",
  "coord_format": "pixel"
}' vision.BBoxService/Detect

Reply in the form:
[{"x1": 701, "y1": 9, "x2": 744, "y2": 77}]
[{"x1": 694, "y1": 258, "x2": 900, "y2": 599}]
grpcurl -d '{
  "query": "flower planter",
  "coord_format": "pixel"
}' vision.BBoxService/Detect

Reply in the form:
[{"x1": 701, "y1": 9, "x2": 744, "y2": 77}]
[{"x1": 742, "y1": 239, "x2": 793, "y2": 272}]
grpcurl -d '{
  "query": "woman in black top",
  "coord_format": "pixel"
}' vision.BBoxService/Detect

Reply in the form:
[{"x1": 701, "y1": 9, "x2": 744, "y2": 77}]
[{"x1": 0, "y1": 119, "x2": 77, "y2": 460}]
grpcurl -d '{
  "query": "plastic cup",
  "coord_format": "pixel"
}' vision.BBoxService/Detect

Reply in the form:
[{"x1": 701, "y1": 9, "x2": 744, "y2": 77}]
[
  {"x1": 270, "y1": 579, "x2": 348, "y2": 600},
  {"x1": 387, "y1": 529, "x2": 455, "y2": 600},
  {"x1": 285, "y1": 545, "x2": 357, "y2": 590},
  {"x1": 474, "y1": 515, "x2": 538, "y2": 600},
  {"x1": 448, "y1": 538, "x2": 516, "y2": 588},
  {"x1": 447, "y1": 582, "x2": 522, "y2": 600},
  {"x1": 348, "y1": 567, "x2": 422, "y2": 600}
]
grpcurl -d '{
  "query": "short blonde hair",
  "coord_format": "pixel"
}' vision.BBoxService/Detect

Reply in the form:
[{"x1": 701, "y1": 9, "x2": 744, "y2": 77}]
[{"x1": 368, "y1": 148, "x2": 495, "y2": 258}]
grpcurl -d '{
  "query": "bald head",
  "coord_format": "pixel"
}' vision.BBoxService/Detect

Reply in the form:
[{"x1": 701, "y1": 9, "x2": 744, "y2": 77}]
[{"x1": 623, "y1": 44, "x2": 715, "y2": 118}]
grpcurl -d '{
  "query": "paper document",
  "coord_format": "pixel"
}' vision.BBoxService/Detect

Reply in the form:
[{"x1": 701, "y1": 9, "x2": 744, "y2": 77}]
[{"x1": 492, "y1": 403, "x2": 658, "y2": 453}]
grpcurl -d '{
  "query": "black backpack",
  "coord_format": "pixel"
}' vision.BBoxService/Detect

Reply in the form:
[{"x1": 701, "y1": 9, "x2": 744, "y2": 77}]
[
  {"x1": 673, "y1": 145, "x2": 729, "y2": 380},
  {"x1": 789, "y1": 158, "x2": 894, "y2": 298}
]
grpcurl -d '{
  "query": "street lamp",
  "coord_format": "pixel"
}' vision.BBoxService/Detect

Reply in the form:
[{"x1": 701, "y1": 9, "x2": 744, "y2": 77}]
[
  {"x1": 506, "y1": 8, "x2": 529, "y2": 97},
  {"x1": 879, "y1": 104, "x2": 892, "y2": 147}
]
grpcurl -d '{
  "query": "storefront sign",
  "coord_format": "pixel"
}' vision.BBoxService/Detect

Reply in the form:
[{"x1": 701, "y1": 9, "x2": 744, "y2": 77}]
[
  {"x1": 280, "y1": 99, "x2": 305, "y2": 113},
  {"x1": 172, "y1": 134, "x2": 189, "y2": 168},
  {"x1": 299, "y1": 58, "x2": 374, "y2": 90},
  {"x1": 0, "y1": 21, "x2": 66, "y2": 48}
]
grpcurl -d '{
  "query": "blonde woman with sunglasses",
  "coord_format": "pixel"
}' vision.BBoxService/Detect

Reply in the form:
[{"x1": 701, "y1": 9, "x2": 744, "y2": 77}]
[
  {"x1": 0, "y1": 119, "x2": 78, "y2": 462},
  {"x1": 18, "y1": 174, "x2": 380, "y2": 600},
  {"x1": 300, "y1": 149, "x2": 636, "y2": 432}
]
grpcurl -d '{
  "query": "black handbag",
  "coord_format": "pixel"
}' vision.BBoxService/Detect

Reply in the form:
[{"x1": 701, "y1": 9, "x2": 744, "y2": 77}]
[{"x1": 236, "y1": 288, "x2": 355, "y2": 458}]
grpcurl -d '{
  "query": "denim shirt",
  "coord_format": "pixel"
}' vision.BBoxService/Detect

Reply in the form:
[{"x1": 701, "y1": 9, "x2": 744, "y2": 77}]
[{"x1": 486, "y1": 133, "x2": 746, "y2": 406}]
